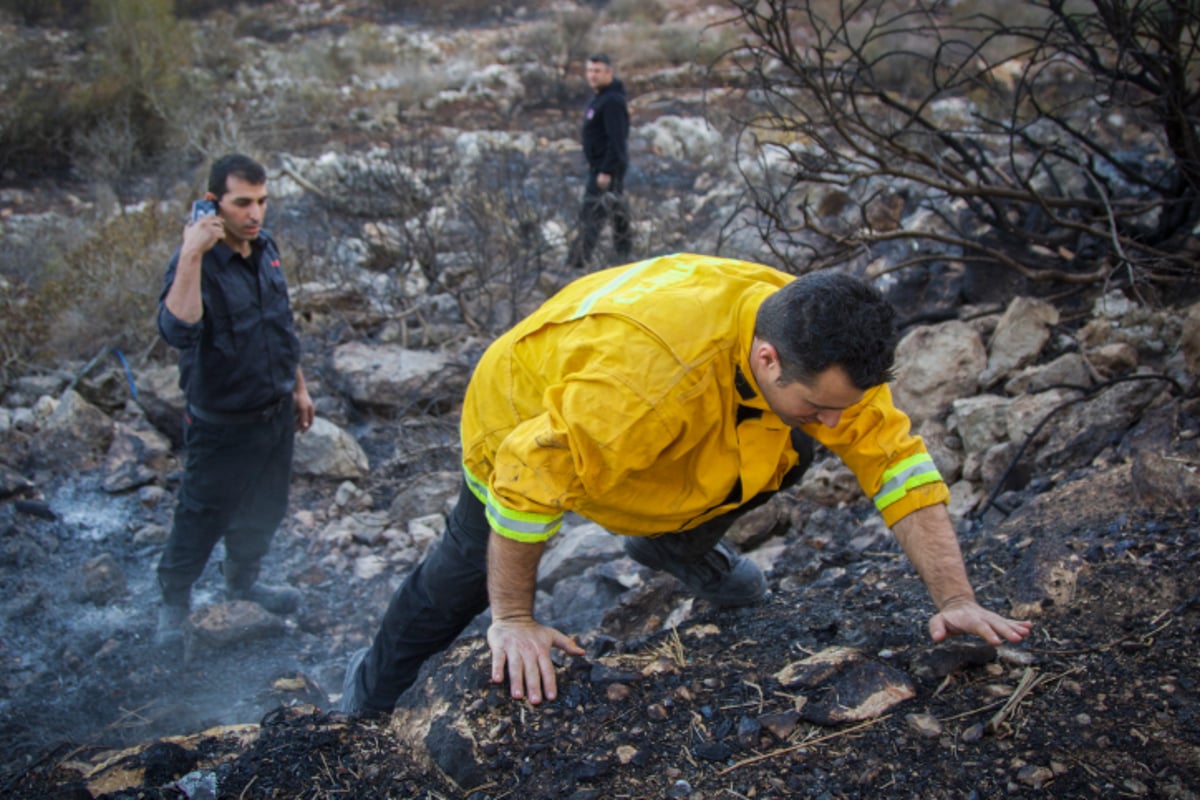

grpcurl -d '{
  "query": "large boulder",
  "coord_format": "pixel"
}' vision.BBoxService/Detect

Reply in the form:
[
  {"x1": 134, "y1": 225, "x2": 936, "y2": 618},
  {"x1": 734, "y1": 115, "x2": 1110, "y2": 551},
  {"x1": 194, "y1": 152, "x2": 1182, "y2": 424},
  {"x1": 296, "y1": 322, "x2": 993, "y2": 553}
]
[
  {"x1": 102, "y1": 421, "x2": 174, "y2": 493},
  {"x1": 641, "y1": 115, "x2": 727, "y2": 167},
  {"x1": 1033, "y1": 369, "x2": 1166, "y2": 472},
  {"x1": 387, "y1": 469, "x2": 461, "y2": 522},
  {"x1": 892, "y1": 320, "x2": 987, "y2": 424},
  {"x1": 950, "y1": 394, "x2": 1011, "y2": 455},
  {"x1": 331, "y1": 342, "x2": 458, "y2": 410},
  {"x1": 537, "y1": 522, "x2": 625, "y2": 591},
  {"x1": 36, "y1": 390, "x2": 114, "y2": 468},
  {"x1": 1180, "y1": 301, "x2": 1200, "y2": 375},
  {"x1": 292, "y1": 416, "x2": 369, "y2": 479},
  {"x1": 134, "y1": 364, "x2": 186, "y2": 446},
  {"x1": 980, "y1": 296, "x2": 1059, "y2": 388}
]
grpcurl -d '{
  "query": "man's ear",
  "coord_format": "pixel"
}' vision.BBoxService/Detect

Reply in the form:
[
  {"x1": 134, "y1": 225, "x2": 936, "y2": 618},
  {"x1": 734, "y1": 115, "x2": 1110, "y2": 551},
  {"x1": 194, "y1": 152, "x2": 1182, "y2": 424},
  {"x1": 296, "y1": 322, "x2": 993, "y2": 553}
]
[
  {"x1": 754, "y1": 339, "x2": 779, "y2": 369},
  {"x1": 749, "y1": 338, "x2": 780, "y2": 381},
  {"x1": 204, "y1": 191, "x2": 218, "y2": 202}
]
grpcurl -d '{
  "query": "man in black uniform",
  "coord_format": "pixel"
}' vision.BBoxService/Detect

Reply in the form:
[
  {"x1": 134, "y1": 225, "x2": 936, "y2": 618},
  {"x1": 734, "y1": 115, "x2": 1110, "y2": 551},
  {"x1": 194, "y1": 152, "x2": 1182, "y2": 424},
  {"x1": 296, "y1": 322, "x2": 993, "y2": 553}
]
[
  {"x1": 567, "y1": 53, "x2": 632, "y2": 271},
  {"x1": 155, "y1": 153, "x2": 315, "y2": 647}
]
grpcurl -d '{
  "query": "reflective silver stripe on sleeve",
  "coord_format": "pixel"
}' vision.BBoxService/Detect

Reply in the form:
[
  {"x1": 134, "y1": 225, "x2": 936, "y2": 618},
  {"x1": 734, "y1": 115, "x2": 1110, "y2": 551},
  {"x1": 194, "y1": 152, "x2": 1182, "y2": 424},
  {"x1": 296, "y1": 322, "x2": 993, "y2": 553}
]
[{"x1": 873, "y1": 454, "x2": 943, "y2": 511}]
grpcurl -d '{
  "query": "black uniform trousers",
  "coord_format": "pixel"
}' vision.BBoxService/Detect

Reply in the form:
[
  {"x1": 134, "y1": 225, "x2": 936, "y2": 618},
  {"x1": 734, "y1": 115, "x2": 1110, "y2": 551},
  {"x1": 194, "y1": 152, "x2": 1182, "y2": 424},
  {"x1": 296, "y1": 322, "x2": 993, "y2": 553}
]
[
  {"x1": 157, "y1": 396, "x2": 295, "y2": 606},
  {"x1": 569, "y1": 168, "x2": 633, "y2": 270}
]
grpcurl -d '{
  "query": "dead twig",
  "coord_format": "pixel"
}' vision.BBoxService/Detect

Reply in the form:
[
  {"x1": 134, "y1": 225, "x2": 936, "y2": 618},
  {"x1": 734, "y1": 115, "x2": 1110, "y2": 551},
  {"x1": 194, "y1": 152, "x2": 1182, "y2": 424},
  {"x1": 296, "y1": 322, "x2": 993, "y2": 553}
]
[
  {"x1": 719, "y1": 680, "x2": 764, "y2": 715},
  {"x1": 939, "y1": 698, "x2": 1009, "y2": 723},
  {"x1": 717, "y1": 716, "x2": 890, "y2": 775},
  {"x1": 985, "y1": 665, "x2": 1085, "y2": 734},
  {"x1": 318, "y1": 751, "x2": 335, "y2": 786},
  {"x1": 985, "y1": 667, "x2": 1042, "y2": 734},
  {"x1": 1025, "y1": 619, "x2": 1174, "y2": 656},
  {"x1": 938, "y1": 665, "x2": 1084, "y2": 729},
  {"x1": 106, "y1": 702, "x2": 156, "y2": 729}
]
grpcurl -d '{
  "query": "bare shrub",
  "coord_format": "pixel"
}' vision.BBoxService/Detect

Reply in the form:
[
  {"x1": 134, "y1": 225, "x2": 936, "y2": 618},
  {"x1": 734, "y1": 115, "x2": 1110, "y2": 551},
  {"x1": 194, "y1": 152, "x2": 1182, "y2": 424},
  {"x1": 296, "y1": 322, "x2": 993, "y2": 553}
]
[
  {"x1": 0, "y1": 209, "x2": 91, "y2": 377},
  {"x1": 724, "y1": 0, "x2": 1200, "y2": 294},
  {"x1": 444, "y1": 149, "x2": 562, "y2": 333}
]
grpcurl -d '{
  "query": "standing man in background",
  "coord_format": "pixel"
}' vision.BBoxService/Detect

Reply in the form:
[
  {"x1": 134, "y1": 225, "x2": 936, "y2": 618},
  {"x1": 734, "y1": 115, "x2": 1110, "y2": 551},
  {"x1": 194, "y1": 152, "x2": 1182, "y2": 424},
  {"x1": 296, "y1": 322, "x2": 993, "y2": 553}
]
[
  {"x1": 567, "y1": 53, "x2": 633, "y2": 271},
  {"x1": 155, "y1": 153, "x2": 315, "y2": 648}
]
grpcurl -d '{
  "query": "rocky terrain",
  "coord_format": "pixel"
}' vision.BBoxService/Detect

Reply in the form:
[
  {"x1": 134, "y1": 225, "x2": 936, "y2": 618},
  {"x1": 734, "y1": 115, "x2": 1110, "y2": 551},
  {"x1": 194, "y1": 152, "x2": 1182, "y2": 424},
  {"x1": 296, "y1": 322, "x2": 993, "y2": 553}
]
[
  {"x1": 2, "y1": 379, "x2": 1198, "y2": 799},
  {"x1": 1, "y1": 1, "x2": 1199, "y2": 798}
]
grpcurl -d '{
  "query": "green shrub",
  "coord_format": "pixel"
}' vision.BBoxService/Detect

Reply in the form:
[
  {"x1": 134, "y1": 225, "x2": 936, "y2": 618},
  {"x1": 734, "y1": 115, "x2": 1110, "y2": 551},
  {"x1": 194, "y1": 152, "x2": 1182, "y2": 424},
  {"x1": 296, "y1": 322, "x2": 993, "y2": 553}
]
[
  {"x1": 33, "y1": 205, "x2": 177, "y2": 363},
  {"x1": 0, "y1": 278, "x2": 49, "y2": 385},
  {"x1": 658, "y1": 22, "x2": 739, "y2": 68},
  {"x1": 368, "y1": 0, "x2": 524, "y2": 25},
  {"x1": 0, "y1": 0, "x2": 193, "y2": 184},
  {"x1": 90, "y1": 0, "x2": 189, "y2": 122},
  {"x1": 520, "y1": 7, "x2": 598, "y2": 80},
  {"x1": 606, "y1": 0, "x2": 668, "y2": 25}
]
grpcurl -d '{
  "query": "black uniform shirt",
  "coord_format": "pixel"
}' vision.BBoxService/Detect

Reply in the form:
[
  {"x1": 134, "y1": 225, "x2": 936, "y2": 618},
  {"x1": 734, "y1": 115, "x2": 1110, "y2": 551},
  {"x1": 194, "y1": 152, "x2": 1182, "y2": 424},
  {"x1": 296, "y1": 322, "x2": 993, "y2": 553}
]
[
  {"x1": 157, "y1": 231, "x2": 300, "y2": 413},
  {"x1": 582, "y1": 78, "x2": 630, "y2": 177}
]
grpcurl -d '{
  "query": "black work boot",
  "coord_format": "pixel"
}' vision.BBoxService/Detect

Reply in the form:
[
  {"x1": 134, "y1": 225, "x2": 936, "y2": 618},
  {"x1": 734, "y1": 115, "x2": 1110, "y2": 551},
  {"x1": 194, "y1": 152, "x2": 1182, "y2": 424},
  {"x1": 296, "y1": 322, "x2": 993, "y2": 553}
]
[
  {"x1": 624, "y1": 536, "x2": 767, "y2": 606},
  {"x1": 337, "y1": 646, "x2": 392, "y2": 721},
  {"x1": 156, "y1": 601, "x2": 190, "y2": 648},
  {"x1": 339, "y1": 647, "x2": 369, "y2": 714},
  {"x1": 223, "y1": 561, "x2": 301, "y2": 615}
]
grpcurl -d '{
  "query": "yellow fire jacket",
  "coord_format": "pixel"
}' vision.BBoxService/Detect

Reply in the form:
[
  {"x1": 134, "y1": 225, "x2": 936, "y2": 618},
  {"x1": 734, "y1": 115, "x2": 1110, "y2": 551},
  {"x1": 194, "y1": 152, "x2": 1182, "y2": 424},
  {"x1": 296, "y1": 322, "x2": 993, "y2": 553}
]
[{"x1": 460, "y1": 253, "x2": 948, "y2": 542}]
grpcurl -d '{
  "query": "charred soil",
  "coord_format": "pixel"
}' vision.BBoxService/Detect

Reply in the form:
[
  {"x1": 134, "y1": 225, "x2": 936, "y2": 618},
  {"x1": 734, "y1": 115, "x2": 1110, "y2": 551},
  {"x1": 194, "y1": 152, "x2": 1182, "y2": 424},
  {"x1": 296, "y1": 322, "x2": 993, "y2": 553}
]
[{"x1": 3, "y1": 453, "x2": 1198, "y2": 799}]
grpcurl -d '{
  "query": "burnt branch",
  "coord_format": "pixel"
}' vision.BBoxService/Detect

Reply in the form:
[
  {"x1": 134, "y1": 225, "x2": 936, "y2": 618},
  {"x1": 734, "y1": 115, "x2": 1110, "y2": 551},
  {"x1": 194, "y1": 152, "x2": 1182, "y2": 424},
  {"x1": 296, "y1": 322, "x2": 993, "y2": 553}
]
[{"x1": 724, "y1": 0, "x2": 1200, "y2": 289}]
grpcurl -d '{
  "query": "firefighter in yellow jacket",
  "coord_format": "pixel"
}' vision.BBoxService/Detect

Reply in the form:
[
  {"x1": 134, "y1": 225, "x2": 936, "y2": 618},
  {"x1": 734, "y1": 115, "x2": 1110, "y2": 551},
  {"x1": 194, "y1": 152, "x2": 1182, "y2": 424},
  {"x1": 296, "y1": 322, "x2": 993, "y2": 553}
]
[{"x1": 339, "y1": 254, "x2": 1031, "y2": 715}]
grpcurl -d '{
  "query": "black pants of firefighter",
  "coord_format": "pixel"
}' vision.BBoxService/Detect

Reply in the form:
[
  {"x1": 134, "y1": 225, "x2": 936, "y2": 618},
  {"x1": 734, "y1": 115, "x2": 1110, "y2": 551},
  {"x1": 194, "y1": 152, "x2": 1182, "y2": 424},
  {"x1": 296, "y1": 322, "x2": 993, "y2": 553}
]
[
  {"x1": 156, "y1": 397, "x2": 294, "y2": 607},
  {"x1": 353, "y1": 431, "x2": 814, "y2": 713},
  {"x1": 568, "y1": 169, "x2": 633, "y2": 270}
]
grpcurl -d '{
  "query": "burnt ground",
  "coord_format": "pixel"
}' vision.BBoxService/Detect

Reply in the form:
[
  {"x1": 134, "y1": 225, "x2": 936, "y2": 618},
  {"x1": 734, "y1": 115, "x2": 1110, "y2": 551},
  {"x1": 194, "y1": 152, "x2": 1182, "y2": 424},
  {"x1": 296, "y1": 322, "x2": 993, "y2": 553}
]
[{"x1": 1, "y1": 434, "x2": 1199, "y2": 799}]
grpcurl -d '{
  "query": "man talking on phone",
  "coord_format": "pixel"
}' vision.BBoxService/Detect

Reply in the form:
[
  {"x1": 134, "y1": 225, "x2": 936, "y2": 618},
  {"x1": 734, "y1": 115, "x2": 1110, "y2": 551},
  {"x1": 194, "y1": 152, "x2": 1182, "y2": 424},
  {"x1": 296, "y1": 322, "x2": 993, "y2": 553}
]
[{"x1": 154, "y1": 153, "x2": 315, "y2": 649}]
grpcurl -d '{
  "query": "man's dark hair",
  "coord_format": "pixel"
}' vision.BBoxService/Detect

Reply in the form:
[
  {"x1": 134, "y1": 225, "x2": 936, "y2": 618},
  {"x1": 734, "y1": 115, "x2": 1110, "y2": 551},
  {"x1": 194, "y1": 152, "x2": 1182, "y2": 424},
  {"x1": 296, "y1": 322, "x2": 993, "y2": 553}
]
[
  {"x1": 207, "y1": 154, "x2": 267, "y2": 199},
  {"x1": 755, "y1": 270, "x2": 898, "y2": 390},
  {"x1": 587, "y1": 53, "x2": 612, "y2": 67}
]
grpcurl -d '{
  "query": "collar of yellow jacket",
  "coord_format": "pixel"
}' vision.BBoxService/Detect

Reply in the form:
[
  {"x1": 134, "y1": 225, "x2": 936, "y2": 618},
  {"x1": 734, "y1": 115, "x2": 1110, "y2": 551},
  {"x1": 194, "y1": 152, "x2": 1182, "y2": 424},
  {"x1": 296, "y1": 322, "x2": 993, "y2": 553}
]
[{"x1": 733, "y1": 282, "x2": 774, "y2": 413}]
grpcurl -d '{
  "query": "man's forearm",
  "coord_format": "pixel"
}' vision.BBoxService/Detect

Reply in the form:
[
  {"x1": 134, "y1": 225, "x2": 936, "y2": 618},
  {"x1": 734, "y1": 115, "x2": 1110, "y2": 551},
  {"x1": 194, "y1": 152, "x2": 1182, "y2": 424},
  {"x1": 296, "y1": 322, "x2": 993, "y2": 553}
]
[
  {"x1": 891, "y1": 504, "x2": 977, "y2": 610},
  {"x1": 163, "y1": 249, "x2": 204, "y2": 323},
  {"x1": 487, "y1": 531, "x2": 545, "y2": 621}
]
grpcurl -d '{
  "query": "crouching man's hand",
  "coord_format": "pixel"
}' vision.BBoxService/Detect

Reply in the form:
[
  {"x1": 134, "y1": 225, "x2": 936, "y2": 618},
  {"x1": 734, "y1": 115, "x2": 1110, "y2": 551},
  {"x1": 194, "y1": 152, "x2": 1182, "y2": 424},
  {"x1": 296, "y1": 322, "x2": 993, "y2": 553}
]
[
  {"x1": 891, "y1": 506, "x2": 1032, "y2": 648},
  {"x1": 929, "y1": 598, "x2": 1032, "y2": 646},
  {"x1": 487, "y1": 617, "x2": 584, "y2": 705}
]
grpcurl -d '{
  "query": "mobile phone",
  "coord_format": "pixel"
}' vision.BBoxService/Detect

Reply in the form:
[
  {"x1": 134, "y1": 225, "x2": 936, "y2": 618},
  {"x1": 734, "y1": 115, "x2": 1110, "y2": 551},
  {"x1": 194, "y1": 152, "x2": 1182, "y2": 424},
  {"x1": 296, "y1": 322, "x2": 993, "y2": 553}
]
[{"x1": 190, "y1": 199, "x2": 217, "y2": 222}]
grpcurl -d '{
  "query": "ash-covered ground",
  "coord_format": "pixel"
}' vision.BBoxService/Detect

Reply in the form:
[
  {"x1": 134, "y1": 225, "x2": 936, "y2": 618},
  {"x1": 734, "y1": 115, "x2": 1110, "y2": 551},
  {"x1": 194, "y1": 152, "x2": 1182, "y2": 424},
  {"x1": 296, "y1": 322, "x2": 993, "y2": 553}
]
[{"x1": 2, "y1": 443, "x2": 1198, "y2": 799}]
